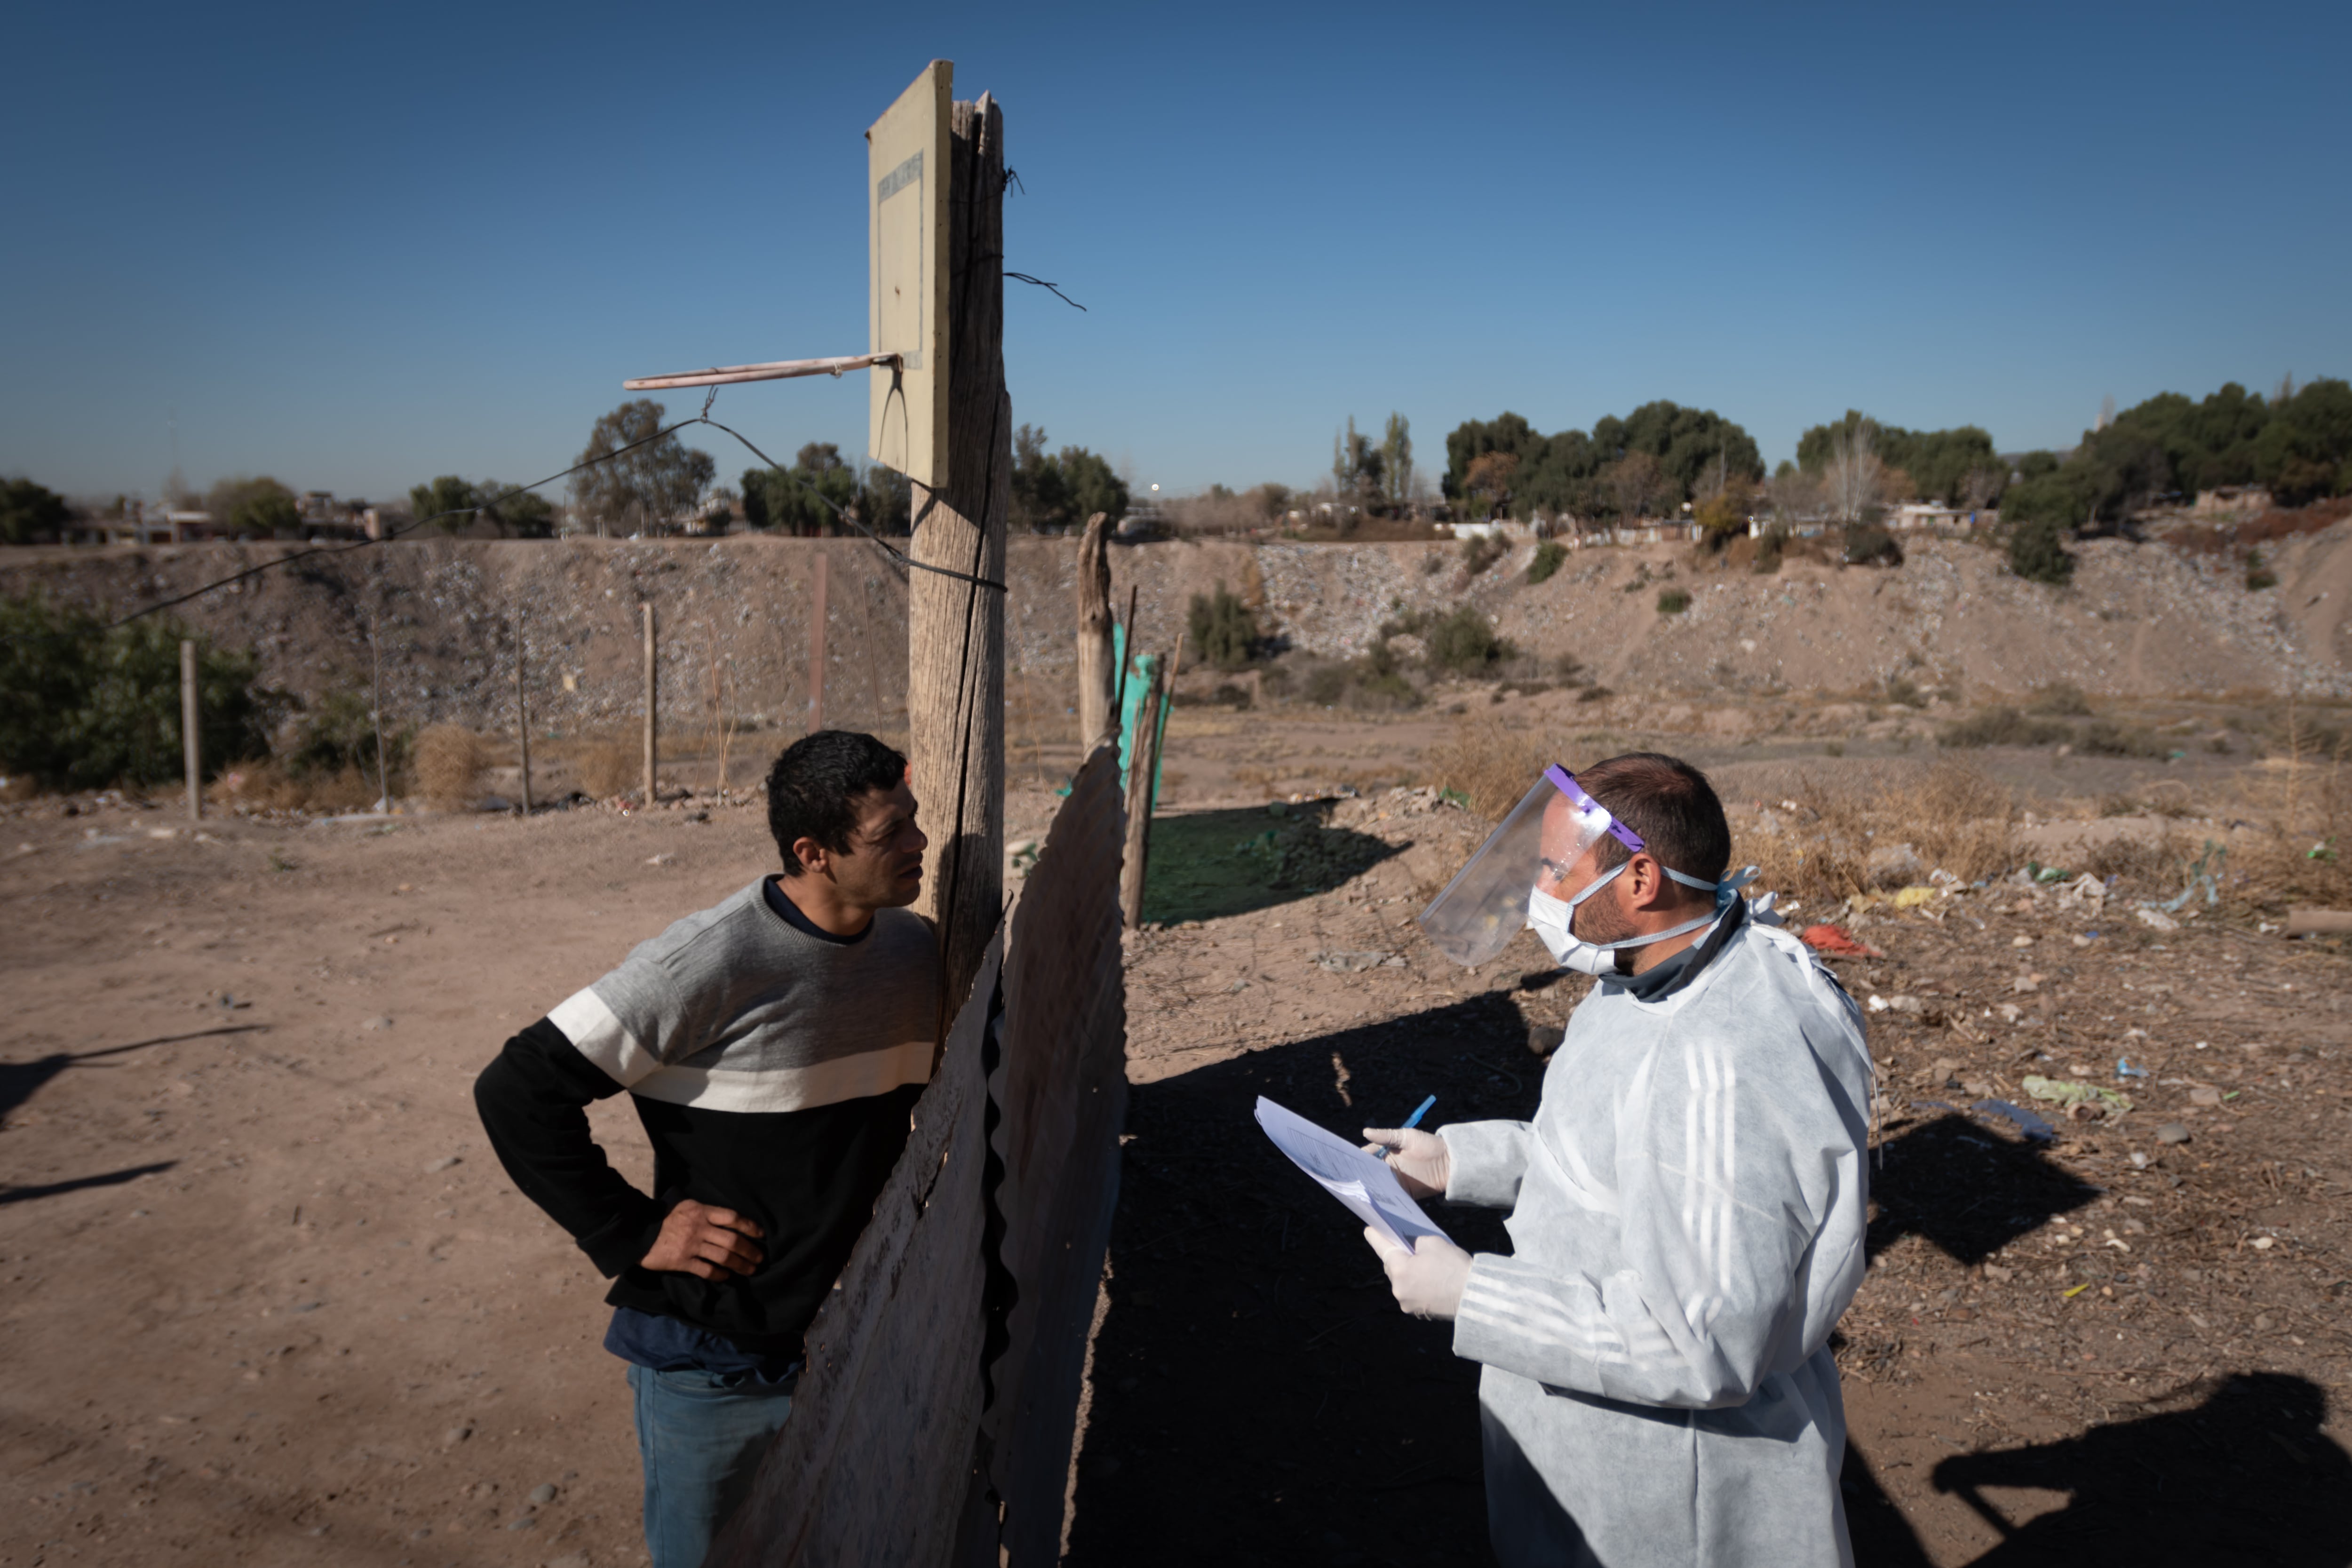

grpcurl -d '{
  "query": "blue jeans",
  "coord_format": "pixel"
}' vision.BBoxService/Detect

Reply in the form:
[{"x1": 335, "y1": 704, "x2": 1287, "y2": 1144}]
[{"x1": 628, "y1": 1363, "x2": 796, "y2": 1568}]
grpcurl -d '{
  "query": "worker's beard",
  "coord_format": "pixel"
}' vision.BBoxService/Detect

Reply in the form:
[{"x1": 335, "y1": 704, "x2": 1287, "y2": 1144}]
[{"x1": 1570, "y1": 874, "x2": 1639, "y2": 947}]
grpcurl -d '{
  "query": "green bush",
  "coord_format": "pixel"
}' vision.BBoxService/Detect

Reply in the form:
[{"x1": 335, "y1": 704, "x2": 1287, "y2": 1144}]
[
  {"x1": 1657, "y1": 588, "x2": 1691, "y2": 615},
  {"x1": 1186, "y1": 582, "x2": 1261, "y2": 669},
  {"x1": 2008, "y1": 516, "x2": 2075, "y2": 585},
  {"x1": 286, "y1": 685, "x2": 412, "y2": 781},
  {"x1": 1843, "y1": 524, "x2": 1902, "y2": 566},
  {"x1": 0, "y1": 595, "x2": 281, "y2": 790},
  {"x1": 1526, "y1": 540, "x2": 1567, "y2": 585},
  {"x1": 1937, "y1": 707, "x2": 2070, "y2": 748},
  {"x1": 1425, "y1": 605, "x2": 1510, "y2": 673},
  {"x1": 2244, "y1": 549, "x2": 2278, "y2": 591}
]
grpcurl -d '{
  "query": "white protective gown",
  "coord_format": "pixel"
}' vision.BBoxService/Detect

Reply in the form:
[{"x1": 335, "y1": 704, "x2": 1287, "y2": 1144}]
[{"x1": 1439, "y1": 911, "x2": 1873, "y2": 1568}]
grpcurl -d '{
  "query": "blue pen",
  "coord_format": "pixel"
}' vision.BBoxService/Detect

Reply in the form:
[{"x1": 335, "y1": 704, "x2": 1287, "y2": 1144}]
[{"x1": 1373, "y1": 1096, "x2": 1438, "y2": 1163}]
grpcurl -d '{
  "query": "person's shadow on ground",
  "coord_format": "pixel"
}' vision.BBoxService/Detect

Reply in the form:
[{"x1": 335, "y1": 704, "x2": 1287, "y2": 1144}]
[
  {"x1": 1865, "y1": 1111, "x2": 2101, "y2": 1265},
  {"x1": 1926, "y1": 1371, "x2": 2352, "y2": 1566}
]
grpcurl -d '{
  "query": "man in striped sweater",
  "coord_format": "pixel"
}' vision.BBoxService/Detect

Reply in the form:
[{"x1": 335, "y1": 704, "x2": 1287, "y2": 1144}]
[{"x1": 475, "y1": 730, "x2": 938, "y2": 1568}]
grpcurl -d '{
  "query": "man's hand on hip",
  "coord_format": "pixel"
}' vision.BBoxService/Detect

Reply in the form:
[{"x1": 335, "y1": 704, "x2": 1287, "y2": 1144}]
[
  {"x1": 641, "y1": 1201, "x2": 764, "y2": 1280},
  {"x1": 1364, "y1": 1228, "x2": 1471, "y2": 1320}
]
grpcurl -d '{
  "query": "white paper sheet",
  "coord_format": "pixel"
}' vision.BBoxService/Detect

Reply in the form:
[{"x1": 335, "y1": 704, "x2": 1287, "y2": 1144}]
[{"x1": 1253, "y1": 1096, "x2": 1450, "y2": 1248}]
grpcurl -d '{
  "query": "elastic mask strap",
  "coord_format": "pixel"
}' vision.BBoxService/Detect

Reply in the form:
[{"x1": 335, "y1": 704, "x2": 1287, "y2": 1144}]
[{"x1": 1578, "y1": 864, "x2": 1742, "y2": 955}]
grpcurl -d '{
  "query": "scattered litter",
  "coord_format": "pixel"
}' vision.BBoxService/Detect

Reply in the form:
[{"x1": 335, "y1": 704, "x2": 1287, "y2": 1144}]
[
  {"x1": 2136, "y1": 907, "x2": 2180, "y2": 932},
  {"x1": 2064, "y1": 1283, "x2": 2091, "y2": 1298},
  {"x1": 1314, "y1": 950, "x2": 1398, "y2": 974},
  {"x1": 1801, "y1": 924, "x2": 1884, "y2": 957},
  {"x1": 2250, "y1": 1236, "x2": 2276, "y2": 1251},
  {"x1": 2189, "y1": 1086, "x2": 2223, "y2": 1106},
  {"x1": 1972, "y1": 1099, "x2": 2057, "y2": 1144},
  {"x1": 1891, "y1": 885, "x2": 1939, "y2": 910},
  {"x1": 2054, "y1": 873, "x2": 2108, "y2": 911},
  {"x1": 2156, "y1": 1122, "x2": 2193, "y2": 1144},
  {"x1": 2022, "y1": 1075, "x2": 2133, "y2": 1113},
  {"x1": 2116, "y1": 1057, "x2": 2150, "y2": 1080}
]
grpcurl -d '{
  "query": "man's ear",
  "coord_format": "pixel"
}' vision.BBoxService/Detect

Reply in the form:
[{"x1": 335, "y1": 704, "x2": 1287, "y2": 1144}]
[{"x1": 793, "y1": 837, "x2": 833, "y2": 879}]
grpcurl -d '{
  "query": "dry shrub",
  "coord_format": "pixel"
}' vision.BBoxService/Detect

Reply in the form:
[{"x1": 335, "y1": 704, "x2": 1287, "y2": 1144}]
[
  {"x1": 579, "y1": 741, "x2": 636, "y2": 798},
  {"x1": 414, "y1": 724, "x2": 485, "y2": 809},
  {"x1": 1426, "y1": 718, "x2": 1549, "y2": 818},
  {"x1": 1738, "y1": 762, "x2": 2016, "y2": 903},
  {"x1": 207, "y1": 759, "x2": 381, "y2": 813},
  {"x1": 2218, "y1": 717, "x2": 2352, "y2": 912},
  {"x1": 2078, "y1": 832, "x2": 2191, "y2": 895}
]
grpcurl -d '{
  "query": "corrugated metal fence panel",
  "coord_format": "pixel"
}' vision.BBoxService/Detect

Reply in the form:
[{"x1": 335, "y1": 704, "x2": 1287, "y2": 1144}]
[
  {"x1": 985, "y1": 742, "x2": 1131, "y2": 1566},
  {"x1": 706, "y1": 937, "x2": 1001, "y2": 1568}
]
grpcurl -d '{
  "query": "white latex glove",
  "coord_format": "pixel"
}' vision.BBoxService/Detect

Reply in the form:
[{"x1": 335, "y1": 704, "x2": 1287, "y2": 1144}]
[
  {"x1": 1363, "y1": 1227, "x2": 1472, "y2": 1320},
  {"x1": 1361, "y1": 1126, "x2": 1450, "y2": 1200}
]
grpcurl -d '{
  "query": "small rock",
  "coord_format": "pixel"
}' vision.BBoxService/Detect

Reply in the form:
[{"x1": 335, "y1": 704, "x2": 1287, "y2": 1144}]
[
  {"x1": 1982, "y1": 1264, "x2": 2013, "y2": 1283},
  {"x1": 2251, "y1": 1236, "x2": 2276, "y2": 1252},
  {"x1": 363, "y1": 1016, "x2": 393, "y2": 1030},
  {"x1": 1999, "y1": 1003, "x2": 2024, "y2": 1023},
  {"x1": 507, "y1": 1514, "x2": 537, "y2": 1531},
  {"x1": 1889, "y1": 995, "x2": 1923, "y2": 1014},
  {"x1": 646, "y1": 853, "x2": 675, "y2": 867},
  {"x1": 2156, "y1": 1122, "x2": 2193, "y2": 1144},
  {"x1": 2011, "y1": 934, "x2": 2034, "y2": 948},
  {"x1": 529, "y1": 1482, "x2": 558, "y2": 1505},
  {"x1": 425, "y1": 1155, "x2": 462, "y2": 1173},
  {"x1": 2136, "y1": 907, "x2": 2180, "y2": 932},
  {"x1": 442, "y1": 1426, "x2": 471, "y2": 1446},
  {"x1": 2188, "y1": 1086, "x2": 2223, "y2": 1106},
  {"x1": 2011, "y1": 975, "x2": 2040, "y2": 994}
]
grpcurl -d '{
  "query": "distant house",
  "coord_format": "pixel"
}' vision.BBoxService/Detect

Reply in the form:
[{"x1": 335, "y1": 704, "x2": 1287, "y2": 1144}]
[{"x1": 72, "y1": 505, "x2": 215, "y2": 546}]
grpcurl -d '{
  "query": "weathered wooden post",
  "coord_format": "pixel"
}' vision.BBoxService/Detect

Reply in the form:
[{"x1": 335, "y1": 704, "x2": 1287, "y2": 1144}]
[
  {"x1": 642, "y1": 602, "x2": 658, "y2": 807},
  {"x1": 1075, "y1": 511, "x2": 1115, "y2": 747},
  {"x1": 1119, "y1": 662, "x2": 1166, "y2": 927},
  {"x1": 908, "y1": 93, "x2": 1007, "y2": 1017},
  {"x1": 515, "y1": 621, "x2": 532, "y2": 814},
  {"x1": 808, "y1": 549, "x2": 828, "y2": 735},
  {"x1": 180, "y1": 639, "x2": 200, "y2": 821}
]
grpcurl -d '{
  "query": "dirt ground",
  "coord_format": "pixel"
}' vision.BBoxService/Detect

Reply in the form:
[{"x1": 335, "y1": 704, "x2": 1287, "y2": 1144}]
[{"x1": 5, "y1": 712, "x2": 2351, "y2": 1567}]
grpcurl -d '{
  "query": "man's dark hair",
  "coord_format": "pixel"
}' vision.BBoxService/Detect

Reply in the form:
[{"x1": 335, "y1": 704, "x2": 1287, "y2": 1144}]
[
  {"x1": 766, "y1": 730, "x2": 908, "y2": 875},
  {"x1": 1580, "y1": 752, "x2": 1731, "y2": 887}
]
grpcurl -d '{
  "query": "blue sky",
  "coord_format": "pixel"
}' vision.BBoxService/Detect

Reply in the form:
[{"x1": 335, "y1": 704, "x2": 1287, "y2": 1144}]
[{"x1": 4, "y1": 0, "x2": 2346, "y2": 504}]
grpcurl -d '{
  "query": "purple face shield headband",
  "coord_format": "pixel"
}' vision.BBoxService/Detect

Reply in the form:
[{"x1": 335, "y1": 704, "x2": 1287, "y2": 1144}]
[{"x1": 1544, "y1": 764, "x2": 1646, "y2": 853}]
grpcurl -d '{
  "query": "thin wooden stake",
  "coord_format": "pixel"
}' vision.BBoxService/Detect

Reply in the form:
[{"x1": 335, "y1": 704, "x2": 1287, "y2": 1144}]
[
  {"x1": 809, "y1": 550, "x2": 828, "y2": 735},
  {"x1": 180, "y1": 639, "x2": 200, "y2": 822},
  {"x1": 642, "y1": 602, "x2": 658, "y2": 807},
  {"x1": 1075, "y1": 510, "x2": 1114, "y2": 747},
  {"x1": 515, "y1": 621, "x2": 532, "y2": 815},
  {"x1": 1120, "y1": 661, "x2": 1167, "y2": 928},
  {"x1": 369, "y1": 621, "x2": 390, "y2": 811}
]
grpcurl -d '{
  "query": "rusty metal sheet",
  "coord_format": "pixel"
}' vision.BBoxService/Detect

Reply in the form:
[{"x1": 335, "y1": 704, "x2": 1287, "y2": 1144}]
[
  {"x1": 982, "y1": 741, "x2": 1130, "y2": 1565},
  {"x1": 706, "y1": 937, "x2": 1001, "y2": 1568}
]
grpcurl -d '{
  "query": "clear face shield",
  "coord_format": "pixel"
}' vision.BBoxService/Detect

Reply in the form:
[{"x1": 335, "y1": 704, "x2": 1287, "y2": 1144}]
[
  {"x1": 1415, "y1": 766, "x2": 1645, "y2": 968},
  {"x1": 1416, "y1": 764, "x2": 1770, "y2": 974}
]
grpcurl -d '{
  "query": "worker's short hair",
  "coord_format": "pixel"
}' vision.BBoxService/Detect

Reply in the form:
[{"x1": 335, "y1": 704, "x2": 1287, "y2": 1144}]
[
  {"x1": 1580, "y1": 752, "x2": 1731, "y2": 886},
  {"x1": 766, "y1": 730, "x2": 908, "y2": 876}
]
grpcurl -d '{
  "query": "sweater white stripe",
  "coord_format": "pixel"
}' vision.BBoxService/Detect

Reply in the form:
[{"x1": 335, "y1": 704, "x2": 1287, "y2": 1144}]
[
  {"x1": 550, "y1": 987, "x2": 659, "y2": 1087},
  {"x1": 630, "y1": 1038, "x2": 933, "y2": 1114}
]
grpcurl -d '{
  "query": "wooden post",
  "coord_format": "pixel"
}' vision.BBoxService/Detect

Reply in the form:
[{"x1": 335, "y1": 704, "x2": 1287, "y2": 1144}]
[
  {"x1": 1075, "y1": 511, "x2": 1114, "y2": 747},
  {"x1": 908, "y1": 93, "x2": 1007, "y2": 1020},
  {"x1": 369, "y1": 622, "x2": 390, "y2": 810},
  {"x1": 808, "y1": 549, "x2": 828, "y2": 734},
  {"x1": 1119, "y1": 662, "x2": 1166, "y2": 928},
  {"x1": 515, "y1": 621, "x2": 532, "y2": 815},
  {"x1": 642, "y1": 602, "x2": 658, "y2": 807},
  {"x1": 180, "y1": 639, "x2": 200, "y2": 822}
]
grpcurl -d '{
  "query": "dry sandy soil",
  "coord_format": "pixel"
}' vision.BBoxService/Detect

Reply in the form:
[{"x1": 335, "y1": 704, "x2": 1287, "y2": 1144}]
[{"x1": 6, "y1": 694, "x2": 2351, "y2": 1567}]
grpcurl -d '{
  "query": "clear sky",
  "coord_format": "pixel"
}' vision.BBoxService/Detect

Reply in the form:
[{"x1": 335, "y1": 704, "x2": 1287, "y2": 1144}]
[{"x1": 4, "y1": 0, "x2": 2345, "y2": 505}]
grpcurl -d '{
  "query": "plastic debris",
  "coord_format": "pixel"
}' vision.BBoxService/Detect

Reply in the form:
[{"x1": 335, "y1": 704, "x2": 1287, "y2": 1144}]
[
  {"x1": 1802, "y1": 923, "x2": 1885, "y2": 958},
  {"x1": 2136, "y1": 907, "x2": 2181, "y2": 932},
  {"x1": 2022, "y1": 1075, "x2": 2134, "y2": 1113},
  {"x1": 1891, "y1": 885, "x2": 1940, "y2": 910},
  {"x1": 2064, "y1": 1283, "x2": 2091, "y2": 1298},
  {"x1": 1973, "y1": 1098, "x2": 2058, "y2": 1144},
  {"x1": 2156, "y1": 1122, "x2": 2193, "y2": 1144},
  {"x1": 2116, "y1": 1057, "x2": 2150, "y2": 1080}
]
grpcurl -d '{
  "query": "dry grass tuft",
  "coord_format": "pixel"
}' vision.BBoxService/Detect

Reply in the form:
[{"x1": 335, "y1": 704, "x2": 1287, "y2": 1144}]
[
  {"x1": 1738, "y1": 762, "x2": 2017, "y2": 902},
  {"x1": 2217, "y1": 712, "x2": 2352, "y2": 912},
  {"x1": 578, "y1": 741, "x2": 637, "y2": 799},
  {"x1": 1425, "y1": 718, "x2": 1551, "y2": 818},
  {"x1": 207, "y1": 760, "x2": 381, "y2": 813},
  {"x1": 414, "y1": 724, "x2": 485, "y2": 809}
]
